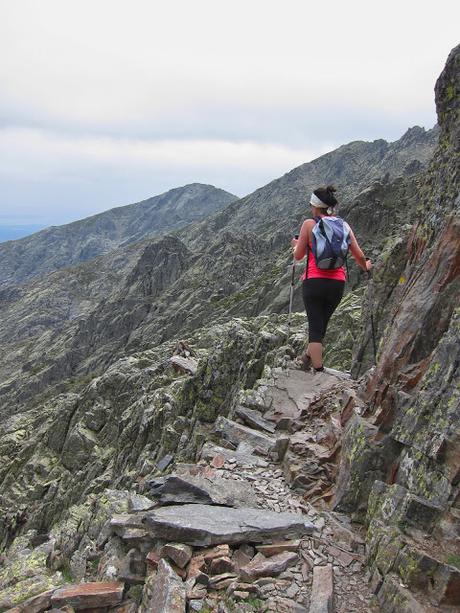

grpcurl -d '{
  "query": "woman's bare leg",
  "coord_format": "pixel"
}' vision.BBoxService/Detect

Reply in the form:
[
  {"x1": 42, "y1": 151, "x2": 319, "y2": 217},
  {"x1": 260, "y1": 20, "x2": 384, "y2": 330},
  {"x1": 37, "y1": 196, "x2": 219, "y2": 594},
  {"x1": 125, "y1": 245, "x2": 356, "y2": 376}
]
[{"x1": 308, "y1": 342, "x2": 323, "y2": 369}]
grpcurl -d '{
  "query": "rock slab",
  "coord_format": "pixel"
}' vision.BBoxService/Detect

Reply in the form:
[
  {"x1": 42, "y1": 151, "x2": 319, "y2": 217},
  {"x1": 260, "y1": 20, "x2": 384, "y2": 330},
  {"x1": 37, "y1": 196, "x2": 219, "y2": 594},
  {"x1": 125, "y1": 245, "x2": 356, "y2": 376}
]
[
  {"x1": 143, "y1": 504, "x2": 313, "y2": 546},
  {"x1": 51, "y1": 582, "x2": 124, "y2": 609},
  {"x1": 147, "y1": 473, "x2": 256, "y2": 507},
  {"x1": 309, "y1": 565, "x2": 334, "y2": 613}
]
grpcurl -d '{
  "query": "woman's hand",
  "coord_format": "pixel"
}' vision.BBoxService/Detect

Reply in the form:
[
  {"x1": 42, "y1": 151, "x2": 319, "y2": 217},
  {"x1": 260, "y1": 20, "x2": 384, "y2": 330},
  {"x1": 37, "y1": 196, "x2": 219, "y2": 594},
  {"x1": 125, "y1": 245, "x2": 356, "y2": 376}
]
[
  {"x1": 290, "y1": 237, "x2": 298, "y2": 249},
  {"x1": 365, "y1": 258, "x2": 372, "y2": 271}
]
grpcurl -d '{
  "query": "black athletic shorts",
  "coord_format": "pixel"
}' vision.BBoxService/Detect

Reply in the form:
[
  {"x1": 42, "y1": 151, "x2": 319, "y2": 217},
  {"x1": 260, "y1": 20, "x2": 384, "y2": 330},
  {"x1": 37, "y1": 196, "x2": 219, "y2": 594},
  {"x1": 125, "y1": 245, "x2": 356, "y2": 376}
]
[{"x1": 302, "y1": 278, "x2": 345, "y2": 343}]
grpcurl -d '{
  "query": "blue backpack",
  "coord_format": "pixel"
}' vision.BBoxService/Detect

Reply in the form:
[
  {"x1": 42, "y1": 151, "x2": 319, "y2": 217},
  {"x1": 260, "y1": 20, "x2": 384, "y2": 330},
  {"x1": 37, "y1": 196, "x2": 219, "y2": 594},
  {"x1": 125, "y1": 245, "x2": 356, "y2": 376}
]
[{"x1": 311, "y1": 216, "x2": 351, "y2": 269}]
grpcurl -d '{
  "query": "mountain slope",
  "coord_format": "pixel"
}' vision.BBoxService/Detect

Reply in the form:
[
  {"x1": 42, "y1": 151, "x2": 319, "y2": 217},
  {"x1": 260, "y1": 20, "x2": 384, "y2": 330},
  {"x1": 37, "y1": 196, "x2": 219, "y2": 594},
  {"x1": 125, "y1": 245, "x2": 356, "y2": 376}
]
[
  {"x1": 0, "y1": 128, "x2": 437, "y2": 415},
  {"x1": 0, "y1": 183, "x2": 236, "y2": 289}
]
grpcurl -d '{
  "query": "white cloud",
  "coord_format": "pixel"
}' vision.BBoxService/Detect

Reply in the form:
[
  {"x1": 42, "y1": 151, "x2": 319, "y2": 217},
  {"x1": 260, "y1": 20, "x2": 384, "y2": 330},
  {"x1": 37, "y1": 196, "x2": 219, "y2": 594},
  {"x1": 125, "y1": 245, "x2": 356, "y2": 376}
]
[
  {"x1": 0, "y1": 128, "x2": 333, "y2": 178},
  {"x1": 0, "y1": 127, "x2": 335, "y2": 223},
  {"x1": 0, "y1": 0, "x2": 458, "y2": 223}
]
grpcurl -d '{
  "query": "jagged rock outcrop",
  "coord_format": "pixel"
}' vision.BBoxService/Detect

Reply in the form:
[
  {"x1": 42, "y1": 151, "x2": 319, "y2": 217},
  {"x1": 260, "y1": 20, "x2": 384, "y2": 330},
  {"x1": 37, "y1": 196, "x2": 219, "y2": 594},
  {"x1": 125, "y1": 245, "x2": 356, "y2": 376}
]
[{"x1": 336, "y1": 44, "x2": 460, "y2": 610}]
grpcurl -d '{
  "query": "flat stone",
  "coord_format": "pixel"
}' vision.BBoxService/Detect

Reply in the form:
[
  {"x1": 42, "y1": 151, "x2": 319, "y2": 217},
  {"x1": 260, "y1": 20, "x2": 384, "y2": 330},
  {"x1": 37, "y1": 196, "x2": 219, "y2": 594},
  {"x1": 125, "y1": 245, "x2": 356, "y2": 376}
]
[
  {"x1": 326, "y1": 546, "x2": 355, "y2": 567},
  {"x1": 143, "y1": 504, "x2": 313, "y2": 546},
  {"x1": 169, "y1": 355, "x2": 198, "y2": 375},
  {"x1": 110, "y1": 514, "x2": 145, "y2": 536},
  {"x1": 208, "y1": 572, "x2": 239, "y2": 588},
  {"x1": 255, "y1": 539, "x2": 300, "y2": 556},
  {"x1": 161, "y1": 543, "x2": 193, "y2": 569},
  {"x1": 140, "y1": 559, "x2": 185, "y2": 612},
  {"x1": 147, "y1": 473, "x2": 257, "y2": 507},
  {"x1": 235, "y1": 406, "x2": 276, "y2": 433},
  {"x1": 310, "y1": 565, "x2": 334, "y2": 613},
  {"x1": 128, "y1": 493, "x2": 156, "y2": 512},
  {"x1": 240, "y1": 551, "x2": 298, "y2": 581},
  {"x1": 214, "y1": 416, "x2": 278, "y2": 455},
  {"x1": 200, "y1": 442, "x2": 267, "y2": 467},
  {"x1": 51, "y1": 582, "x2": 124, "y2": 609}
]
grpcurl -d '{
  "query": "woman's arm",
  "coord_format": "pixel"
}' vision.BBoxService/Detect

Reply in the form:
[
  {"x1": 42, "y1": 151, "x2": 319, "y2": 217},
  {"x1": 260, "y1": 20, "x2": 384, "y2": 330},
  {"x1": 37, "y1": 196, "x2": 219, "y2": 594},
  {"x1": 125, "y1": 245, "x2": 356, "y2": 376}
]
[
  {"x1": 291, "y1": 219, "x2": 314, "y2": 261},
  {"x1": 349, "y1": 229, "x2": 372, "y2": 271}
]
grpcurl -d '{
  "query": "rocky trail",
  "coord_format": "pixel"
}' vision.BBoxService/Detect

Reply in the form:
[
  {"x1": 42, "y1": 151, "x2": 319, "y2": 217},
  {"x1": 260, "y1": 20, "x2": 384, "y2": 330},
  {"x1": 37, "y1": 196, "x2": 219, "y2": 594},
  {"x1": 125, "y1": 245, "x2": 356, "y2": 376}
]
[{"x1": 1, "y1": 362, "x2": 380, "y2": 613}]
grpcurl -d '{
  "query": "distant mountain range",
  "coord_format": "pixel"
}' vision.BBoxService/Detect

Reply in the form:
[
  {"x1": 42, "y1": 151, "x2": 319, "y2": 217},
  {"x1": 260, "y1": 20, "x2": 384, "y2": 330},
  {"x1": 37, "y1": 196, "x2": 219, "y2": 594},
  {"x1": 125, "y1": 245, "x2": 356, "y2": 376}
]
[{"x1": 0, "y1": 183, "x2": 236, "y2": 288}]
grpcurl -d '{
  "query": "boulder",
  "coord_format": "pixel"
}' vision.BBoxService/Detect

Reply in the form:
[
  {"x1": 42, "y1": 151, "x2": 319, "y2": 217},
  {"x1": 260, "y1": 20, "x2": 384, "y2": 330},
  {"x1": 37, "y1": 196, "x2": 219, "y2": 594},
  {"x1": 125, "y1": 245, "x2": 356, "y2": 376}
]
[{"x1": 143, "y1": 504, "x2": 312, "y2": 546}]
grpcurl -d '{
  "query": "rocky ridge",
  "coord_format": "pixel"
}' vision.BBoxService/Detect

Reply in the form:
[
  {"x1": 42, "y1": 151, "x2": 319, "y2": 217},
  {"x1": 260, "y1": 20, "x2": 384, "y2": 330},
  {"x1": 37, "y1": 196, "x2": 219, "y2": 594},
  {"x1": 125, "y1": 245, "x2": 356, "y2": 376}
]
[
  {"x1": 0, "y1": 183, "x2": 236, "y2": 289},
  {"x1": 0, "y1": 127, "x2": 437, "y2": 415}
]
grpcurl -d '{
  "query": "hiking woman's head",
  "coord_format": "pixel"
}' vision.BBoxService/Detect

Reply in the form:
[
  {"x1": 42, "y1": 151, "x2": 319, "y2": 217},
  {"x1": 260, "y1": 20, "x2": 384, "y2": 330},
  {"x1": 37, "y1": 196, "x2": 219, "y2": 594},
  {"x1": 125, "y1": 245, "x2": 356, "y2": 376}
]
[{"x1": 310, "y1": 185, "x2": 338, "y2": 216}]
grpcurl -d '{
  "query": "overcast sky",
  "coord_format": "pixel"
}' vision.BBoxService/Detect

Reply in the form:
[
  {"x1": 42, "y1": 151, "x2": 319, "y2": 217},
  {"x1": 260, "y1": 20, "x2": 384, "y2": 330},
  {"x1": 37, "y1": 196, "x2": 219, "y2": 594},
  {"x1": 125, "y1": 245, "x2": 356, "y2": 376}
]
[{"x1": 0, "y1": 0, "x2": 458, "y2": 226}]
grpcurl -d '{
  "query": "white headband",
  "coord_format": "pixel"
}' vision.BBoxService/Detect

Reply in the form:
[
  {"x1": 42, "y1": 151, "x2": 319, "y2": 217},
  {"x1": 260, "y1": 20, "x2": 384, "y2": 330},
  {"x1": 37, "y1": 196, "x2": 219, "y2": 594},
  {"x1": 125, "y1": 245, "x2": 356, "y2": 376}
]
[{"x1": 309, "y1": 193, "x2": 328, "y2": 208}]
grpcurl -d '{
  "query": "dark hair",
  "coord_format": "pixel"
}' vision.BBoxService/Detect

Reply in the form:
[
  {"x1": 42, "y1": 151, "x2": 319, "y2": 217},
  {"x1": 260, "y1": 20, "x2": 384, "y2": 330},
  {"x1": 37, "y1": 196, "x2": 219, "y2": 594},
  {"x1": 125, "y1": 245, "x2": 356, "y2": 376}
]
[{"x1": 313, "y1": 185, "x2": 338, "y2": 207}]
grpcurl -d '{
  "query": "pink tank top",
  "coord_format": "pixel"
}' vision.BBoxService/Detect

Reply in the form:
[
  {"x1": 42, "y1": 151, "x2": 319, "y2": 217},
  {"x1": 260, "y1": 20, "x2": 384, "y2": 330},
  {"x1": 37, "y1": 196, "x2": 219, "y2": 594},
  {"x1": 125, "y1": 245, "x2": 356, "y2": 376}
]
[{"x1": 301, "y1": 244, "x2": 346, "y2": 281}]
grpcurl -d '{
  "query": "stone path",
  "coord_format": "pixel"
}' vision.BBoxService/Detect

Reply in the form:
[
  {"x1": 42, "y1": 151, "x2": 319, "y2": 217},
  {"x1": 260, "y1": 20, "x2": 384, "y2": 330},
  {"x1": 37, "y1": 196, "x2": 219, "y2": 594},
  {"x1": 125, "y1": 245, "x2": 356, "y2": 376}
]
[{"x1": 191, "y1": 364, "x2": 379, "y2": 612}]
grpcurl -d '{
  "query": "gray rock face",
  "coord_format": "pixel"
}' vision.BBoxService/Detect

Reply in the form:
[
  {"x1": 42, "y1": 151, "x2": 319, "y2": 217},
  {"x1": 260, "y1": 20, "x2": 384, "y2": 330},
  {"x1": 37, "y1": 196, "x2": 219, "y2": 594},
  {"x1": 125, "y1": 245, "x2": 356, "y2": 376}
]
[
  {"x1": 147, "y1": 474, "x2": 257, "y2": 508},
  {"x1": 143, "y1": 504, "x2": 313, "y2": 546}
]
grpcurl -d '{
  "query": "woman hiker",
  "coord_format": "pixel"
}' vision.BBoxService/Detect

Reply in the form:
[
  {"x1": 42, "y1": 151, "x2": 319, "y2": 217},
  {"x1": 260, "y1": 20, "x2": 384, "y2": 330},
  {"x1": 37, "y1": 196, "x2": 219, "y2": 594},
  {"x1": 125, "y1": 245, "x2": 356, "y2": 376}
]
[{"x1": 291, "y1": 185, "x2": 372, "y2": 372}]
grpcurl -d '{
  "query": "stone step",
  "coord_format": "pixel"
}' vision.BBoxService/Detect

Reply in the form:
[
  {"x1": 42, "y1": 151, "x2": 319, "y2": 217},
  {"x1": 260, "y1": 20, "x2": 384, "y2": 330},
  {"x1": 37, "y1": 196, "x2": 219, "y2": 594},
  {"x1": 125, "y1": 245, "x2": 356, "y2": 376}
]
[
  {"x1": 234, "y1": 405, "x2": 276, "y2": 433},
  {"x1": 142, "y1": 503, "x2": 314, "y2": 546},
  {"x1": 200, "y1": 442, "x2": 269, "y2": 467},
  {"x1": 214, "y1": 416, "x2": 289, "y2": 460}
]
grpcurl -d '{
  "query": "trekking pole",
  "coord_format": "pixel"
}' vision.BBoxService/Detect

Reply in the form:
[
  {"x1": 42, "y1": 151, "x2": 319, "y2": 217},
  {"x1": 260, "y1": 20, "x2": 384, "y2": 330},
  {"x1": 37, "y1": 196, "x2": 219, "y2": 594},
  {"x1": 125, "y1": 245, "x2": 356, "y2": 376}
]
[
  {"x1": 366, "y1": 259, "x2": 377, "y2": 364},
  {"x1": 287, "y1": 234, "x2": 299, "y2": 331}
]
